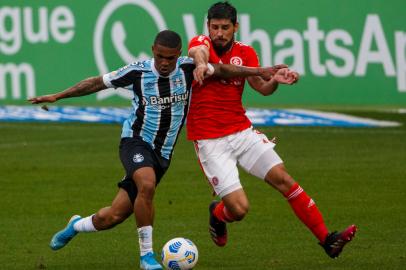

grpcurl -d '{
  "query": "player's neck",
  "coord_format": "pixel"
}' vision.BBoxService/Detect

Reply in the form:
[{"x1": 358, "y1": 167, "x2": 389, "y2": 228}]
[{"x1": 213, "y1": 40, "x2": 234, "y2": 56}]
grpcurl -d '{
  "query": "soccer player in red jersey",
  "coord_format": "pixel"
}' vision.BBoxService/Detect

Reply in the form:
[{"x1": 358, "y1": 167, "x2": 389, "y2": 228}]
[{"x1": 188, "y1": 1, "x2": 357, "y2": 258}]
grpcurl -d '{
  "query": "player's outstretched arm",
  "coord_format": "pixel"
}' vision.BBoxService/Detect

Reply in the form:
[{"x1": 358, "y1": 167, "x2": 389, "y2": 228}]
[
  {"x1": 248, "y1": 68, "x2": 299, "y2": 96},
  {"x1": 28, "y1": 76, "x2": 107, "y2": 104},
  {"x1": 211, "y1": 64, "x2": 287, "y2": 80}
]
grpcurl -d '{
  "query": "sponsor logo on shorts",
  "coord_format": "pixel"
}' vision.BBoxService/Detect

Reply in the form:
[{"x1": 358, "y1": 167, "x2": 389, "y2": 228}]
[
  {"x1": 133, "y1": 153, "x2": 144, "y2": 163},
  {"x1": 212, "y1": 177, "x2": 219, "y2": 186}
]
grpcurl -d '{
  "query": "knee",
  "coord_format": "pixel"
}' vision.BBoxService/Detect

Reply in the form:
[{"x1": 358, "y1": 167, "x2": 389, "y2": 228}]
[
  {"x1": 95, "y1": 209, "x2": 127, "y2": 228},
  {"x1": 137, "y1": 181, "x2": 156, "y2": 200},
  {"x1": 132, "y1": 169, "x2": 156, "y2": 199}
]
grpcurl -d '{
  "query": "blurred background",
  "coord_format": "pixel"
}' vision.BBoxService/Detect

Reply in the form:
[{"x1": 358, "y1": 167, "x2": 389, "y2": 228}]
[{"x1": 0, "y1": 0, "x2": 405, "y2": 107}]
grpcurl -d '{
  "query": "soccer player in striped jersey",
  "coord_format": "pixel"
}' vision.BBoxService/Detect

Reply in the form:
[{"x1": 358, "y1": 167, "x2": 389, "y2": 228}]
[
  {"x1": 29, "y1": 30, "x2": 282, "y2": 270},
  {"x1": 188, "y1": 1, "x2": 357, "y2": 259}
]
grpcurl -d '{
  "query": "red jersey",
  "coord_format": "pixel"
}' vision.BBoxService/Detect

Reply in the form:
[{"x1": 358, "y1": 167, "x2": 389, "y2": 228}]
[{"x1": 187, "y1": 35, "x2": 260, "y2": 140}]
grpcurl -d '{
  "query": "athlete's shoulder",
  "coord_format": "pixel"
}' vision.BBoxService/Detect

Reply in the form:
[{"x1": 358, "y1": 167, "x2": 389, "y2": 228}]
[
  {"x1": 178, "y1": 56, "x2": 195, "y2": 65},
  {"x1": 234, "y1": 41, "x2": 255, "y2": 51},
  {"x1": 178, "y1": 56, "x2": 195, "y2": 73},
  {"x1": 233, "y1": 41, "x2": 259, "y2": 65},
  {"x1": 189, "y1": 35, "x2": 212, "y2": 49},
  {"x1": 112, "y1": 60, "x2": 152, "y2": 77}
]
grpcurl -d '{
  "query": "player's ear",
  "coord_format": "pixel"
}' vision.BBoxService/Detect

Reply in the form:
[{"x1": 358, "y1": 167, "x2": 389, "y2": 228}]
[{"x1": 234, "y1": 22, "x2": 239, "y2": 34}]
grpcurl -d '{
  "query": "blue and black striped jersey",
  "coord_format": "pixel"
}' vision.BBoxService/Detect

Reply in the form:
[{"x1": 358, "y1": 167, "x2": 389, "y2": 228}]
[{"x1": 103, "y1": 57, "x2": 195, "y2": 160}]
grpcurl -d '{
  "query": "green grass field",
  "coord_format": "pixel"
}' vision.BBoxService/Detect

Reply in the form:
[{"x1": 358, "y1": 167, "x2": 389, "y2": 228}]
[{"x1": 1, "y1": 110, "x2": 405, "y2": 270}]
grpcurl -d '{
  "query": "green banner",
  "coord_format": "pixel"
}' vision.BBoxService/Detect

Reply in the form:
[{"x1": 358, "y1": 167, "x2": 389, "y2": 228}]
[{"x1": 1, "y1": 0, "x2": 405, "y2": 106}]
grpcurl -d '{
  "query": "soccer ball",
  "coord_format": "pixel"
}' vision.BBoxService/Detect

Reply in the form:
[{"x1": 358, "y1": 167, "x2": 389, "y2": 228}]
[{"x1": 161, "y1": 237, "x2": 198, "y2": 270}]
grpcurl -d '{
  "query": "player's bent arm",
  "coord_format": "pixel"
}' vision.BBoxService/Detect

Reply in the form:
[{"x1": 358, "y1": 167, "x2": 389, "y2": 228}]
[
  {"x1": 189, "y1": 45, "x2": 210, "y2": 85},
  {"x1": 188, "y1": 45, "x2": 209, "y2": 66},
  {"x1": 247, "y1": 76, "x2": 279, "y2": 96},
  {"x1": 29, "y1": 76, "x2": 107, "y2": 104}
]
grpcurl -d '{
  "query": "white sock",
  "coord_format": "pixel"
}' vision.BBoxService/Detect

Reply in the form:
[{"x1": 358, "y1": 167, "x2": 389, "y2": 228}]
[
  {"x1": 73, "y1": 215, "x2": 97, "y2": 232},
  {"x1": 138, "y1": 226, "x2": 153, "y2": 256}
]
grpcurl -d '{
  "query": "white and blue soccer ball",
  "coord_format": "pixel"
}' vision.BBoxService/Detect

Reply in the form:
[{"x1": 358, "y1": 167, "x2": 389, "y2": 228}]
[{"x1": 161, "y1": 237, "x2": 198, "y2": 270}]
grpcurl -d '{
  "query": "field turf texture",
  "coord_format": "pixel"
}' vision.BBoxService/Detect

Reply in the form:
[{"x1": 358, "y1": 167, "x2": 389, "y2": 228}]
[{"x1": 0, "y1": 110, "x2": 405, "y2": 270}]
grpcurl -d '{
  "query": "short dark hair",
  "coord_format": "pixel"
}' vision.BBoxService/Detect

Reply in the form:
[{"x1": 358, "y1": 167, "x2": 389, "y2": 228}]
[
  {"x1": 207, "y1": 1, "x2": 237, "y2": 25},
  {"x1": 154, "y1": 30, "x2": 182, "y2": 49}
]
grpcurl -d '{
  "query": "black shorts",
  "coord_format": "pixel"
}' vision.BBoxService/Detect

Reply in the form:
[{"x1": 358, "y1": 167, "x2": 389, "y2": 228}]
[{"x1": 118, "y1": 137, "x2": 170, "y2": 203}]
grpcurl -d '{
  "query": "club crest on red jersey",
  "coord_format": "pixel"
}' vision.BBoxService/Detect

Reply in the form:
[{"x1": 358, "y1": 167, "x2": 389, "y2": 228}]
[{"x1": 230, "y1": 56, "x2": 243, "y2": 66}]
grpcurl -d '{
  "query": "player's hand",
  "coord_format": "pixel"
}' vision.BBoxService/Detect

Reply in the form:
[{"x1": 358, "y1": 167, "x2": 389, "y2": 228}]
[
  {"x1": 258, "y1": 64, "x2": 288, "y2": 81},
  {"x1": 28, "y1": 94, "x2": 57, "y2": 104},
  {"x1": 273, "y1": 68, "x2": 299, "y2": 85},
  {"x1": 193, "y1": 64, "x2": 209, "y2": 85},
  {"x1": 288, "y1": 71, "x2": 300, "y2": 84},
  {"x1": 269, "y1": 64, "x2": 288, "y2": 75}
]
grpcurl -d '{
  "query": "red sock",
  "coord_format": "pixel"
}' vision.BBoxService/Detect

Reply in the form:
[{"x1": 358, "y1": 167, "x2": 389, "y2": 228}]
[
  {"x1": 213, "y1": 201, "x2": 234, "y2": 223},
  {"x1": 284, "y1": 183, "x2": 329, "y2": 243}
]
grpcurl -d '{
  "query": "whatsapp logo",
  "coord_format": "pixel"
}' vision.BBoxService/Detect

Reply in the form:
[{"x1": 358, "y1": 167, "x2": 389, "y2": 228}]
[{"x1": 94, "y1": 0, "x2": 167, "y2": 100}]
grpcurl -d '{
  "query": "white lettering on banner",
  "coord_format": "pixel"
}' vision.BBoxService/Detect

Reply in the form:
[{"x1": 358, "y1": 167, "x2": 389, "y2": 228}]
[
  {"x1": 395, "y1": 31, "x2": 406, "y2": 92},
  {"x1": 182, "y1": 13, "x2": 403, "y2": 93},
  {"x1": 1, "y1": 4, "x2": 405, "y2": 102},
  {"x1": 50, "y1": 6, "x2": 75, "y2": 43},
  {"x1": 355, "y1": 14, "x2": 396, "y2": 76},
  {"x1": 0, "y1": 63, "x2": 35, "y2": 99},
  {"x1": 274, "y1": 30, "x2": 305, "y2": 75},
  {"x1": 303, "y1": 18, "x2": 326, "y2": 76},
  {"x1": 0, "y1": 7, "x2": 21, "y2": 55},
  {"x1": 24, "y1": 7, "x2": 49, "y2": 43},
  {"x1": 0, "y1": 6, "x2": 75, "y2": 55},
  {"x1": 239, "y1": 14, "x2": 271, "y2": 66},
  {"x1": 325, "y1": 30, "x2": 355, "y2": 77}
]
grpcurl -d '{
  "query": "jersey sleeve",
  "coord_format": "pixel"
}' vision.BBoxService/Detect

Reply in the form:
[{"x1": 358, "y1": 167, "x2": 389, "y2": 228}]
[
  {"x1": 244, "y1": 46, "x2": 260, "y2": 67},
  {"x1": 103, "y1": 62, "x2": 144, "y2": 89},
  {"x1": 188, "y1": 35, "x2": 211, "y2": 52},
  {"x1": 178, "y1": 56, "x2": 196, "y2": 73}
]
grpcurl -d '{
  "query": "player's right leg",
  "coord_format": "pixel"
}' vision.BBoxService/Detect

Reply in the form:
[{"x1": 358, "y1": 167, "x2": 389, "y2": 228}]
[
  {"x1": 209, "y1": 189, "x2": 249, "y2": 246},
  {"x1": 132, "y1": 167, "x2": 162, "y2": 270},
  {"x1": 194, "y1": 138, "x2": 248, "y2": 247},
  {"x1": 119, "y1": 137, "x2": 168, "y2": 270}
]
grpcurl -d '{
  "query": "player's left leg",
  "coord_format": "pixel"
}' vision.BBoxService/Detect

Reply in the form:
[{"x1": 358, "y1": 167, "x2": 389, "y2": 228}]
[
  {"x1": 239, "y1": 128, "x2": 356, "y2": 258},
  {"x1": 264, "y1": 163, "x2": 330, "y2": 243},
  {"x1": 265, "y1": 164, "x2": 356, "y2": 258},
  {"x1": 49, "y1": 215, "x2": 82, "y2": 250},
  {"x1": 91, "y1": 188, "x2": 133, "y2": 230},
  {"x1": 49, "y1": 188, "x2": 133, "y2": 251}
]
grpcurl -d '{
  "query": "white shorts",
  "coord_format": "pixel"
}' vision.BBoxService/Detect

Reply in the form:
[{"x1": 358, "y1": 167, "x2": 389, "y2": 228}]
[{"x1": 194, "y1": 127, "x2": 283, "y2": 198}]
